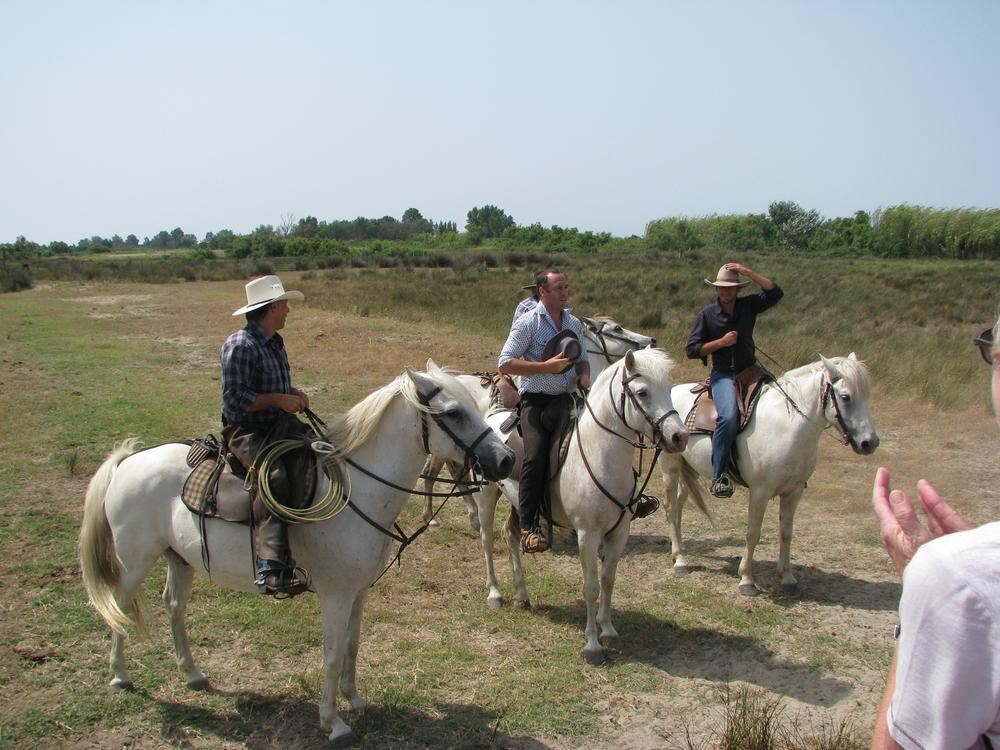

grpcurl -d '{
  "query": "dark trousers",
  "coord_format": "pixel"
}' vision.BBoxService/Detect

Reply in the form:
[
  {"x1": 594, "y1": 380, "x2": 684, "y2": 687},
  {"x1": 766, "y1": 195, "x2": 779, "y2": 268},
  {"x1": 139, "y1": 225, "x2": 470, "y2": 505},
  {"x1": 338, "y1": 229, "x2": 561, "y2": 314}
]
[
  {"x1": 222, "y1": 416, "x2": 311, "y2": 568},
  {"x1": 518, "y1": 392, "x2": 561, "y2": 531}
]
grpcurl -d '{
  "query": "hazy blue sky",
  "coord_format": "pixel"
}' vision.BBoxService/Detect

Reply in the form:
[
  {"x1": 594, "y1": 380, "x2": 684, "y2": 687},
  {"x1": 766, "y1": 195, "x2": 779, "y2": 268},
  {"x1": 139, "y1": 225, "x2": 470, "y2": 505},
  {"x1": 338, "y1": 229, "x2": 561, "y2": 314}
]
[{"x1": 2, "y1": 1, "x2": 997, "y2": 244}]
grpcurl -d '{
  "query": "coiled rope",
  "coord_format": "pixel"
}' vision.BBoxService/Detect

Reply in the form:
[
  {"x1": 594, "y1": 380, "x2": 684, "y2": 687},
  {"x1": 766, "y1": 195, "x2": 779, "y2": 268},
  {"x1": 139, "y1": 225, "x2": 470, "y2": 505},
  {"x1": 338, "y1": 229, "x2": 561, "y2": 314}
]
[{"x1": 251, "y1": 437, "x2": 351, "y2": 524}]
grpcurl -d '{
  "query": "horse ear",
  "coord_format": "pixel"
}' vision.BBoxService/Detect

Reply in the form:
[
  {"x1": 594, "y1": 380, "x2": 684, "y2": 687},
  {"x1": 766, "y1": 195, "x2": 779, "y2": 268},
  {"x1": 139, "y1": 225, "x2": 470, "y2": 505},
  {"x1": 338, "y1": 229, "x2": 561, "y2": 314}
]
[
  {"x1": 625, "y1": 349, "x2": 636, "y2": 371},
  {"x1": 405, "y1": 368, "x2": 435, "y2": 397},
  {"x1": 848, "y1": 352, "x2": 859, "y2": 361},
  {"x1": 819, "y1": 354, "x2": 839, "y2": 379},
  {"x1": 426, "y1": 358, "x2": 441, "y2": 373}
]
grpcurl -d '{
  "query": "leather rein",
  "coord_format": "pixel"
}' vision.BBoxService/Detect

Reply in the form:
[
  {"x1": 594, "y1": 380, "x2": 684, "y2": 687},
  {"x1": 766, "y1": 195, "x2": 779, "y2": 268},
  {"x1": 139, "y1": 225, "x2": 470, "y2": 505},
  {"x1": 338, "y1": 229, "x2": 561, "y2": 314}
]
[
  {"x1": 576, "y1": 364, "x2": 678, "y2": 536},
  {"x1": 582, "y1": 320, "x2": 649, "y2": 364},
  {"x1": 305, "y1": 388, "x2": 493, "y2": 585}
]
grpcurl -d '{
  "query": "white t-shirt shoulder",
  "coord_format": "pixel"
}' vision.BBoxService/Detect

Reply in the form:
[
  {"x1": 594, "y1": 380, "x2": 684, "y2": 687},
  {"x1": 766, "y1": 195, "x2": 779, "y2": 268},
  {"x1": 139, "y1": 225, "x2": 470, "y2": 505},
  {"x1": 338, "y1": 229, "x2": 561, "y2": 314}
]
[{"x1": 889, "y1": 521, "x2": 1000, "y2": 750}]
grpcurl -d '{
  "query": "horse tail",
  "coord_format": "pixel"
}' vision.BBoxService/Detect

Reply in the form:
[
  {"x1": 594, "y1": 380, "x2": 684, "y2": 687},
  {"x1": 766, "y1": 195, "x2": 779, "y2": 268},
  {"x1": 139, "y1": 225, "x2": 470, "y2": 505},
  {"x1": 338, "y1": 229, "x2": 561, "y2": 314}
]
[
  {"x1": 680, "y1": 460, "x2": 715, "y2": 525},
  {"x1": 79, "y1": 438, "x2": 148, "y2": 636}
]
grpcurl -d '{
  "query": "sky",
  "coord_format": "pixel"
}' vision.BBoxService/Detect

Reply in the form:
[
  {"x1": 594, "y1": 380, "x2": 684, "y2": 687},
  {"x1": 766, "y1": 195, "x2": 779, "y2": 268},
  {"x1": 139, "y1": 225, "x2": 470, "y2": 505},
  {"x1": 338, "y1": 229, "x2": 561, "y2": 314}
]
[{"x1": 2, "y1": 1, "x2": 998, "y2": 245}]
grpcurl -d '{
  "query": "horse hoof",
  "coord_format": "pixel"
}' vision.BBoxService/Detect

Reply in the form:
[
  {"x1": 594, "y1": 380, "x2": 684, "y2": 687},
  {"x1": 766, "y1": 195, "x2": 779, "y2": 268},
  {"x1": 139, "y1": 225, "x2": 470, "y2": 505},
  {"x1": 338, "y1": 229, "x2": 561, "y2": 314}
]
[
  {"x1": 109, "y1": 678, "x2": 133, "y2": 693},
  {"x1": 428, "y1": 519, "x2": 441, "y2": 529},
  {"x1": 739, "y1": 584, "x2": 760, "y2": 597},
  {"x1": 488, "y1": 596, "x2": 503, "y2": 610},
  {"x1": 513, "y1": 598, "x2": 532, "y2": 610},
  {"x1": 582, "y1": 648, "x2": 606, "y2": 666},
  {"x1": 673, "y1": 564, "x2": 690, "y2": 576},
  {"x1": 780, "y1": 583, "x2": 801, "y2": 598},
  {"x1": 599, "y1": 634, "x2": 622, "y2": 650},
  {"x1": 186, "y1": 675, "x2": 211, "y2": 691}
]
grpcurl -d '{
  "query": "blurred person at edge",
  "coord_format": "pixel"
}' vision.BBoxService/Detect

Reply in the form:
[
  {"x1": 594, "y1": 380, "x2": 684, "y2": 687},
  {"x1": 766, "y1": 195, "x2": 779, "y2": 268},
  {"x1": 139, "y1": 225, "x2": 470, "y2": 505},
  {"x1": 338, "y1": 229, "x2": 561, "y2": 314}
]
[{"x1": 870, "y1": 319, "x2": 1000, "y2": 749}]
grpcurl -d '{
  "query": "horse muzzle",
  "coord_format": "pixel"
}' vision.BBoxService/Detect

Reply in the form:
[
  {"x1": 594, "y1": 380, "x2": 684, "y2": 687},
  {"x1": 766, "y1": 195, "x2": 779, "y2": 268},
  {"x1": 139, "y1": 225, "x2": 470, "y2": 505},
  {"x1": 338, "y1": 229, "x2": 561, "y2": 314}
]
[
  {"x1": 480, "y1": 445, "x2": 515, "y2": 481},
  {"x1": 658, "y1": 424, "x2": 689, "y2": 454},
  {"x1": 852, "y1": 432, "x2": 879, "y2": 456}
]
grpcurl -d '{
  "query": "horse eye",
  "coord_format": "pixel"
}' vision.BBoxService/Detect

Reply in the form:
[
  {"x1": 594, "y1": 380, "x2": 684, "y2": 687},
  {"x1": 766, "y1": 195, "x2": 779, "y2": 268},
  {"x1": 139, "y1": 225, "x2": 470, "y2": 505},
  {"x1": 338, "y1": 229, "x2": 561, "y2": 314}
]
[
  {"x1": 636, "y1": 388, "x2": 648, "y2": 399},
  {"x1": 614, "y1": 325, "x2": 623, "y2": 332},
  {"x1": 840, "y1": 393, "x2": 851, "y2": 404}
]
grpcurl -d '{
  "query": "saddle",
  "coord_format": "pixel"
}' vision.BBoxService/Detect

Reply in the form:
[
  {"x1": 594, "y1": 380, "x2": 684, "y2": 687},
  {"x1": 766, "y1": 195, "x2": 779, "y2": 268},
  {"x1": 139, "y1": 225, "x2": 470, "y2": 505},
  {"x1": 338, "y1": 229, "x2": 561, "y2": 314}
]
[
  {"x1": 478, "y1": 371, "x2": 520, "y2": 411},
  {"x1": 685, "y1": 364, "x2": 771, "y2": 435},
  {"x1": 180, "y1": 431, "x2": 318, "y2": 525},
  {"x1": 684, "y1": 365, "x2": 772, "y2": 486}
]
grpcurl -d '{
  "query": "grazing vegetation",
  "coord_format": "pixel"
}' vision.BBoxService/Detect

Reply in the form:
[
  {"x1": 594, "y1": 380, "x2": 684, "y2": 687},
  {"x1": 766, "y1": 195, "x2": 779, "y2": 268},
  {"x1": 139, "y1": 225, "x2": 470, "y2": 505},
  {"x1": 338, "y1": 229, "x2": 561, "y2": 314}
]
[{"x1": 0, "y1": 253, "x2": 997, "y2": 748}]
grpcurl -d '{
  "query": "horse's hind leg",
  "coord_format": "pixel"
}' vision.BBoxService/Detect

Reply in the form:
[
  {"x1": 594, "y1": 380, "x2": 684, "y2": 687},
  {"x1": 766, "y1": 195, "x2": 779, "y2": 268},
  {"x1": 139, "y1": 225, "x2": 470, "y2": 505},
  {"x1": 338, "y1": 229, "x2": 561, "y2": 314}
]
[
  {"x1": 318, "y1": 592, "x2": 357, "y2": 745},
  {"x1": 163, "y1": 550, "x2": 209, "y2": 690},
  {"x1": 738, "y1": 491, "x2": 770, "y2": 596},
  {"x1": 420, "y1": 455, "x2": 442, "y2": 527},
  {"x1": 660, "y1": 457, "x2": 689, "y2": 572},
  {"x1": 108, "y1": 543, "x2": 163, "y2": 692},
  {"x1": 777, "y1": 487, "x2": 804, "y2": 596},
  {"x1": 502, "y1": 504, "x2": 530, "y2": 608}
]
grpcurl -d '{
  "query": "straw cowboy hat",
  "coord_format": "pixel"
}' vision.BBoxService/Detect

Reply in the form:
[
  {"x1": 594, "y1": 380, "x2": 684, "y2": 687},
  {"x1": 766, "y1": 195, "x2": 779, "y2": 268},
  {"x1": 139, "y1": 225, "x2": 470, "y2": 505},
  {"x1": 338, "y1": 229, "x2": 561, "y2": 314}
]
[
  {"x1": 543, "y1": 329, "x2": 582, "y2": 373},
  {"x1": 704, "y1": 265, "x2": 750, "y2": 288},
  {"x1": 232, "y1": 275, "x2": 305, "y2": 316}
]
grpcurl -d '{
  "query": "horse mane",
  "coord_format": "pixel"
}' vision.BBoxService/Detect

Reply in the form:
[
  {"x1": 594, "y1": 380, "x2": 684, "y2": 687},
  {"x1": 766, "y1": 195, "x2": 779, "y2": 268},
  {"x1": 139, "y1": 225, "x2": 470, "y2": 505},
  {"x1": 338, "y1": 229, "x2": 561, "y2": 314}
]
[
  {"x1": 777, "y1": 355, "x2": 871, "y2": 402},
  {"x1": 323, "y1": 369, "x2": 476, "y2": 456},
  {"x1": 591, "y1": 347, "x2": 676, "y2": 392}
]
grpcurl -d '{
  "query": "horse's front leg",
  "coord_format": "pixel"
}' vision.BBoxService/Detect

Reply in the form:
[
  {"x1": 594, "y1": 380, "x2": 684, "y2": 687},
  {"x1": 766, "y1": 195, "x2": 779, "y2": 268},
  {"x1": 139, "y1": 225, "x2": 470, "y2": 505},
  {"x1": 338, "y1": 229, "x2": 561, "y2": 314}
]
[
  {"x1": 339, "y1": 591, "x2": 369, "y2": 712},
  {"x1": 597, "y1": 522, "x2": 630, "y2": 651},
  {"x1": 503, "y1": 504, "x2": 531, "y2": 608},
  {"x1": 738, "y1": 491, "x2": 770, "y2": 596},
  {"x1": 162, "y1": 552, "x2": 209, "y2": 690},
  {"x1": 777, "y1": 487, "x2": 805, "y2": 596},
  {"x1": 318, "y1": 593, "x2": 357, "y2": 745},
  {"x1": 576, "y1": 528, "x2": 605, "y2": 665}
]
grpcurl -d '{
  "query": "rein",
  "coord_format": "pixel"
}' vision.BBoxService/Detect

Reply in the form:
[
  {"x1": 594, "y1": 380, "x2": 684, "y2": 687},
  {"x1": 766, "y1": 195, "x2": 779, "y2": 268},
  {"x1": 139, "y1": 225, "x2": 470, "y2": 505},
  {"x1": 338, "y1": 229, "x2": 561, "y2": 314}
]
[
  {"x1": 305, "y1": 390, "x2": 492, "y2": 587},
  {"x1": 576, "y1": 363, "x2": 673, "y2": 535},
  {"x1": 582, "y1": 320, "x2": 647, "y2": 364}
]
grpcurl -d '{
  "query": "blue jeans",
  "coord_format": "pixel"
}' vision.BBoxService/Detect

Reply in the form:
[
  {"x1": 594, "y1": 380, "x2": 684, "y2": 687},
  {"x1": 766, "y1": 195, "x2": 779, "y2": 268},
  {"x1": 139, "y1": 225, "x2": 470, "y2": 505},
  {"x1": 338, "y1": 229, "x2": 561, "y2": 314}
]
[{"x1": 710, "y1": 370, "x2": 738, "y2": 481}]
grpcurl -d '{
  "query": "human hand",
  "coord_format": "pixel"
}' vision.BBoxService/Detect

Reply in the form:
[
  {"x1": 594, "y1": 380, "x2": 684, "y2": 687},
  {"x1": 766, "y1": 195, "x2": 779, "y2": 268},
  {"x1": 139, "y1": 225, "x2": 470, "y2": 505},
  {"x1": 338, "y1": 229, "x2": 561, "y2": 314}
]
[
  {"x1": 725, "y1": 262, "x2": 749, "y2": 275},
  {"x1": 719, "y1": 330, "x2": 738, "y2": 347},
  {"x1": 871, "y1": 467, "x2": 972, "y2": 575},
  {"x1": 293, "y1": 388, "x2": 310, "y2": 411},
  {"x1": 279, "y1": 393, "x2": 305, "y2": 414},
  {"x1": 546, "y1": 354, "x2": 571, "y2": 373}
]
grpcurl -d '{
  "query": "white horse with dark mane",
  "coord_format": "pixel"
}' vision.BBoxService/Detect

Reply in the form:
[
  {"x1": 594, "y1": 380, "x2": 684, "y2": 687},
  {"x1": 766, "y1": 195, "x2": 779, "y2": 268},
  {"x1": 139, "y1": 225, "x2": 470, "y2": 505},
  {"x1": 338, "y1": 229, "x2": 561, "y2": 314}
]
[
  {"x1": 419, "y1": 315, "x2": 656, "y2": 529},
  {"x1": 472, "y1": 348, "x2": 688, "y2": 665},
  {"x1": 79, "y1": 363, "x2": 513, "y2": 746},
  {"x1": 660, "y1": 354, "x2": 878, "y2": 596}
]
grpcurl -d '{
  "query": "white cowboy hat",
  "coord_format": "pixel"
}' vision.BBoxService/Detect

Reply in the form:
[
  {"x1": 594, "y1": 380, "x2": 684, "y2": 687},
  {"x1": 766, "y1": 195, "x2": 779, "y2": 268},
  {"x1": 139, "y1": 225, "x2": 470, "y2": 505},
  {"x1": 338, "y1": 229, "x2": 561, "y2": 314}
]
[
  {"x1": 704, "y1": 265, "x2": 750, "y2": 288},
  {"x1": 232, "y1": 275, "x2": 305, "y2": 316}
]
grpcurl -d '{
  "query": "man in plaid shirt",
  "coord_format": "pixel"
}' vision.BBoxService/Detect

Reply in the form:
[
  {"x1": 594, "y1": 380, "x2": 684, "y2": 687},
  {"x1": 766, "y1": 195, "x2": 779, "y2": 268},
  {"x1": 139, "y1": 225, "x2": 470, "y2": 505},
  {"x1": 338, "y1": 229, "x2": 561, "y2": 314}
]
[
  {"x1": 499, "y1": 269, "x2": 590, "y2": 553},
  {"x1": 221, "y1": 275, "x2": 311, "y2": 597}
]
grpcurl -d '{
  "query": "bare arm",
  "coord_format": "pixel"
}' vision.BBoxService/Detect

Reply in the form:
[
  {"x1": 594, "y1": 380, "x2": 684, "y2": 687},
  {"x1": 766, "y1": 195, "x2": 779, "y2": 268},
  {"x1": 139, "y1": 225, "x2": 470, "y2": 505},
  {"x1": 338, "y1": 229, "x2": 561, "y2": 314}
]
[
  {"x1": 250, "y1": 391, "x2": 308, "y2": 414},
  {"x1": 499, "y1": 356, "x2": 572, "y2": 377},
  {"x1": 725, "y1": 262, "x2": 775, "y2": 290},
  {"x1": 871, "y1": 648, "x2": 903, "y2": 750}
]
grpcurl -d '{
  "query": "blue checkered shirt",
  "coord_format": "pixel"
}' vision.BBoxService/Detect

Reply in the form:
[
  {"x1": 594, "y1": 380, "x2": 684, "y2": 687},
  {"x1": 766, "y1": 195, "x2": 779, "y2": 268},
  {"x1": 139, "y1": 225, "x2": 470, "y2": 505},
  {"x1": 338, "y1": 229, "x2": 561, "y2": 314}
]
[
  {"x1": 498, "y1": 303, "x2": 585, "y2": 395},
  {"x1": 221, "y1": 321, "x2": 293, "y2": 430}
]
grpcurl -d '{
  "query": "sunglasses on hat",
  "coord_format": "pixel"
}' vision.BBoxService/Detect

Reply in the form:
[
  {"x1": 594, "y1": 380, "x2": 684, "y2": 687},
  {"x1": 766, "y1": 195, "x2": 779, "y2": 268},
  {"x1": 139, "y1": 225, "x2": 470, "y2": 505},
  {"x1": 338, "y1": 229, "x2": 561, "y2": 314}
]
[{"x1": 975, "y1": 328, "x2": 995, "y2": 364}]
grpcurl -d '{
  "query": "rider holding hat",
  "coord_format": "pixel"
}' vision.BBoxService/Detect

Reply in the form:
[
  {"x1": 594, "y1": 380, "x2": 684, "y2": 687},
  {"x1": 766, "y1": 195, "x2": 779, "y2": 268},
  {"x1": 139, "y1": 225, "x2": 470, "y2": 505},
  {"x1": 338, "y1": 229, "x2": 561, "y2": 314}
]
[
  {"x1": 686, "y1": 262, "x2": 783, "y2": 498},
  {"x1": 499, "y1": 269, "x2": 590, "y2": 553}
]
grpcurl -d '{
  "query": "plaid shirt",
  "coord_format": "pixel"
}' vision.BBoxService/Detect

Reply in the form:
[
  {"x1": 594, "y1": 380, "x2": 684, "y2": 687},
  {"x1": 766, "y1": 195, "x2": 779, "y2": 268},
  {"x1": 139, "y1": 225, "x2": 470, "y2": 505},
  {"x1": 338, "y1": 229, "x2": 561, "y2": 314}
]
[
  {"x1": 221, "y1": 321, "x2": 293, "y2": 430},
  {"x1": 498, "y1": 303, "x2": 585, "y2": 395}
]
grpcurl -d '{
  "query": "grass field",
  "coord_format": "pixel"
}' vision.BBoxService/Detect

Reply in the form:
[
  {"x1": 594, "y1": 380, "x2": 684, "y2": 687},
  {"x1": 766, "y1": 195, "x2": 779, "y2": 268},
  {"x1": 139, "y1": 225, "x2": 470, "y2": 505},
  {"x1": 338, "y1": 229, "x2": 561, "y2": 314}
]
[{"x1": 1, "y1": 254, "x2": 997, "y2": 749}]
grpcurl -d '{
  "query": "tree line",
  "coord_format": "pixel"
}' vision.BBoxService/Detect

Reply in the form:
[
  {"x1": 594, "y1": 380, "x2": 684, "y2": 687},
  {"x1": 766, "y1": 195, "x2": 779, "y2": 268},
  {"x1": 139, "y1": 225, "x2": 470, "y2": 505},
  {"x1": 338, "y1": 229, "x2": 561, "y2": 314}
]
[{"x1": 4, "y1": 202, "x2": 1000, "y2": 276}]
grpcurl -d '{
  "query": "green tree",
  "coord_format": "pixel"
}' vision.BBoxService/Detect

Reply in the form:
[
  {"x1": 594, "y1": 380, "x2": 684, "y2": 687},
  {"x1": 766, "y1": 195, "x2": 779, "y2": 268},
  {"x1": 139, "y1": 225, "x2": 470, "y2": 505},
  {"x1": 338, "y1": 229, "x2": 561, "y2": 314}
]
[
  {"x1": 466, "y1": 204, "x2": 515, "y2": 240},
  {"x1": 768, "y1": 201, "x2": 821, "y2": 250}
]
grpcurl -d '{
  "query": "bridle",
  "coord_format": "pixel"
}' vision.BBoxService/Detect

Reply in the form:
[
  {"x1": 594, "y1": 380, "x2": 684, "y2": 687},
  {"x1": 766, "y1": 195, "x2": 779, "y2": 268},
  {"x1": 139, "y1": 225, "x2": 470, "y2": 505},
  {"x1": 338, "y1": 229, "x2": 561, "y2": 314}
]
[
  {"x1": 582, "y1": 318, "x2": 652, "y2": 365},
  {"x1": 306, "y1": 385, "x2": 495, "y2": 585},
  {"x1": 821, "y1": 375, "x2": 859, "y2": 451},
  {"x1": 577, "y1": 360, "x2": 679, "y2": 534}
]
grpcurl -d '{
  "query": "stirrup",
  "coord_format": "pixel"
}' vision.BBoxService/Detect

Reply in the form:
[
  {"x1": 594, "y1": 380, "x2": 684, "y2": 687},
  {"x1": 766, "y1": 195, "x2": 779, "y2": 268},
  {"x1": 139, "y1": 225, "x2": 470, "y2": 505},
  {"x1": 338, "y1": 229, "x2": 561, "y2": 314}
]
[
  {"x1": 633, "y1": 493, "x2": 660, "y2": 519},
  {"x1": 520, "y1": 528, "x2": 550, "y2": 554},
  {"x1": 255, "y1": 565, "x2": 311, "y2": 599}
]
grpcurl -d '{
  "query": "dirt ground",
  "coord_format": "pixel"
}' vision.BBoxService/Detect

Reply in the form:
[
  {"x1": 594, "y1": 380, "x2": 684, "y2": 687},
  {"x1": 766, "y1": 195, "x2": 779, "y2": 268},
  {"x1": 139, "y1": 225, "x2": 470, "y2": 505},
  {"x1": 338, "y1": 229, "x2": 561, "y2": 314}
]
[{"x1": 4, "y1": 278, "x2": 999, "y2": 749}]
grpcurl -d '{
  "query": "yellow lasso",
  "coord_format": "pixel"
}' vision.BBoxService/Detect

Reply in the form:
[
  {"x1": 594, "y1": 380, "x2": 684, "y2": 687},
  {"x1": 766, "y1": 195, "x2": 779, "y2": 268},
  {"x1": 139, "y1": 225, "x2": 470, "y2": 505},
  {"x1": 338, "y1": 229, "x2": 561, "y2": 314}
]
[{"x1": 252, "y1": 438, "x2": 351, "y2": 524}]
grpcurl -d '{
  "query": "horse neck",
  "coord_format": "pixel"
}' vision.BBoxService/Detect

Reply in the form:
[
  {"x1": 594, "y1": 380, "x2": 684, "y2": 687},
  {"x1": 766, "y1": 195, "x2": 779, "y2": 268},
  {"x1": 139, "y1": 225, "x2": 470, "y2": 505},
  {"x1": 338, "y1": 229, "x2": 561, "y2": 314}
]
[
  {"x1": 344, "y1": 397, "x2": 430, "y2": 521},
  {"x1": 576, "y1": 374, "x2": 637, "y2": 468},
  {"x1": 765, "y1": 365, "x2": 828, "y2": 439}
]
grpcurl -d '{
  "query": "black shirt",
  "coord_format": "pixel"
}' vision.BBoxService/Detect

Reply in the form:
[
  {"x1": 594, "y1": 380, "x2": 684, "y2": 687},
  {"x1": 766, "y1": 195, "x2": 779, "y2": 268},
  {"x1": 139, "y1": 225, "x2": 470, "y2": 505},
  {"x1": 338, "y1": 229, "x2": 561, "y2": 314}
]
[{"x1": 685, "y1": 284, "x2": 784, "y2": 373}]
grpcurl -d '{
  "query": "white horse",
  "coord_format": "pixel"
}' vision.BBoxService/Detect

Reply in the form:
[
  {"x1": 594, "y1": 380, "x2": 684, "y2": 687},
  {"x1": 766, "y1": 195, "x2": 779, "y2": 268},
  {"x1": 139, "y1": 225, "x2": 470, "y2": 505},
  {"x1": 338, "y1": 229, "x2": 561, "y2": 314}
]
[
  {"x1": 419, "y1": 315, "x2": 656, "y2": 529},
  {"x1": 473, "y1": 349, "x2": 688, "y2": 665},
  {"x1": 660, "y1": 354, "x2": 879, "y2": 597},
  {"x1": 79, "y1": 363, "x2": 513, "y2": 746}
]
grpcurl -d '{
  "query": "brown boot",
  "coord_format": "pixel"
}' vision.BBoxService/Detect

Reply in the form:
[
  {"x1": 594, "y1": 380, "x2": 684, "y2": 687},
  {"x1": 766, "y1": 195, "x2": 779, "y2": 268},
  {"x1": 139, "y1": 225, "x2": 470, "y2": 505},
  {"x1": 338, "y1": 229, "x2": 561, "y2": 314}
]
[
  {"x1": 255, "y1": 564, "x2": 310, "y2": 598},
  {"x1": 520, "y1": 527, "x2": 550, "y2": 554}
]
